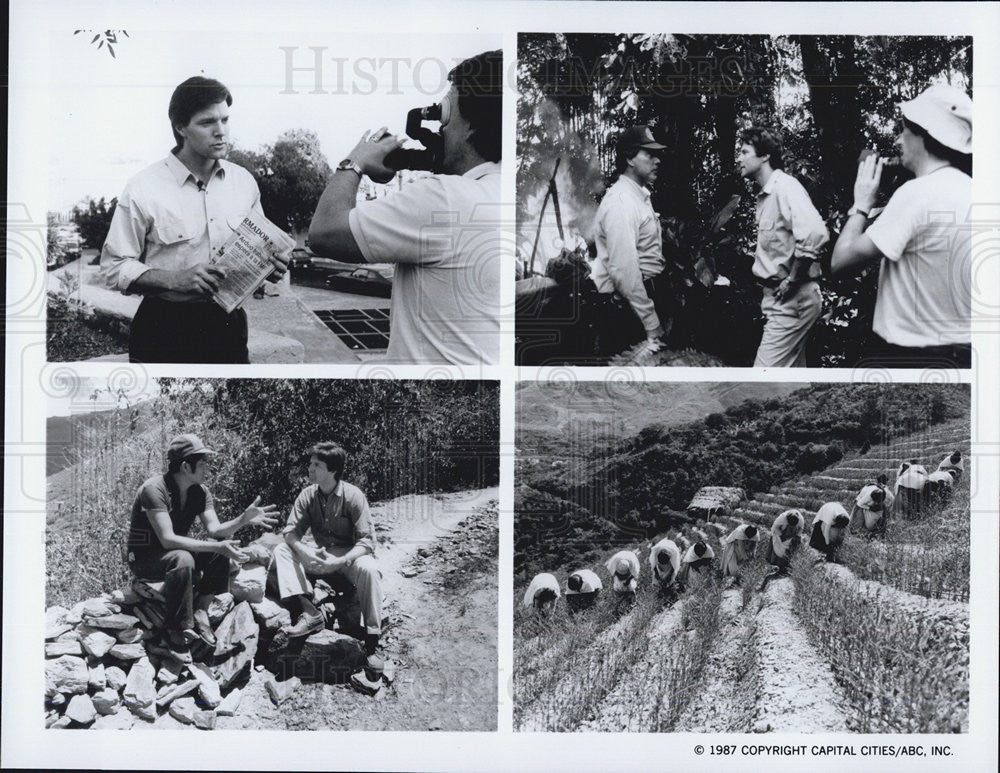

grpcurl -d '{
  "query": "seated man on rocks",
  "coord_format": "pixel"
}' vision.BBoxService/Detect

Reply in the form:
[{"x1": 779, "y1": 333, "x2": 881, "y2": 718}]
[
  {"x1": 127, "y1": 434, "x2": 279, "y2": 663},
  {"x1": 271, "y1": 442, "x2": 384, "y2": 673}
]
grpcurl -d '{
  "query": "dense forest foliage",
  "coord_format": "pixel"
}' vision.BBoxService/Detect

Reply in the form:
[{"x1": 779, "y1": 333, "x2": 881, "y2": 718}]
[
  {"x1": 515, "y1": 383, "x2": 968, "y2": 580},
  {"x1": 516, "y1": 34, "x2": 971, "y2": 366}
]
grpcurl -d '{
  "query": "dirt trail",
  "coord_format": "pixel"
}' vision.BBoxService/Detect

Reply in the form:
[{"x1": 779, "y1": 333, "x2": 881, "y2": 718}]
[
  {"x1": 752, "y1": 577, "x2": 849, "y2": 733},
  {"x1": 576, "y1": 599, "x2": 689, "y2": 732},
  {"x1": 160, "y1": 487, "x2": 498, "y2": 732},
  {"x1": 672, "y1": 589, "x2": 754, "y2": 733}
]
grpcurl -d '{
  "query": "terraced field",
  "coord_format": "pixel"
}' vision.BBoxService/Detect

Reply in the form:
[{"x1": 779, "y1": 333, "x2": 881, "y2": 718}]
[{"x1": 514, "y1": 421, "x2": 971, "y2": 733}]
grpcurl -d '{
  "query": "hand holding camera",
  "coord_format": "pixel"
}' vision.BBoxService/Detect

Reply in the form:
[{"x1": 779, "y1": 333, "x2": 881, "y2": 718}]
[{"x1": 346, "y1": 127, "x2": 406, "y2": 184}]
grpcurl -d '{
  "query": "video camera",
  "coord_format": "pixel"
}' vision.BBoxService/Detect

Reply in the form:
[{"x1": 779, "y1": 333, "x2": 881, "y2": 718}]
[
  {"x1": 384, "y1": 99, "x2": 451, "y2": 173},
  {"x1": 858, "y1": 148, "x2": 912, "y2": 209}
]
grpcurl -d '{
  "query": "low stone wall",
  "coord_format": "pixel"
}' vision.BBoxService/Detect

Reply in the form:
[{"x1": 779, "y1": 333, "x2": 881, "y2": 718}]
[{"x1": 44, "y1": 548, "x2": 369, "y2": 729}]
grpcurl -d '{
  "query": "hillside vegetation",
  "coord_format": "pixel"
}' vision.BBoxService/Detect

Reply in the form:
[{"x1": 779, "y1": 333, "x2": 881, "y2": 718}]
[{"x1": 516, "y1": 383, "x2": 967, "y2": 580}]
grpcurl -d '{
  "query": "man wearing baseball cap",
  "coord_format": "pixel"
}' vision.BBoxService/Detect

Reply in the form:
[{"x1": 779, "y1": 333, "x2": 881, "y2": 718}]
[
  {"x1": 591, "y1": 125, "x2": 670, "y2": 356},
  {"x1": 832, "y1": 84, "x2": 973, "y2": 368},
  {"x1": 127, "y1": 433, "x2": 279, "y2": 662}
]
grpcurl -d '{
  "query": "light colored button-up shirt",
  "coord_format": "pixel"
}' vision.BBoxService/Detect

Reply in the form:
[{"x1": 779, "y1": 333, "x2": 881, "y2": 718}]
[
  {"x1": 349, "y1": 161, "x2": 500, "y2": 365},
  {"x1": 591, "y1": 175, "x2": 665, "y2": 333},
  {"x1": 283, "y1": 480, "x2": 376, "y2": 555},
  {"x1": 753, "y1": 169, "x2": 828, "y2": 282},
  {"x1": 101, "y1": 153, "x2": 263, "y2": 303}
]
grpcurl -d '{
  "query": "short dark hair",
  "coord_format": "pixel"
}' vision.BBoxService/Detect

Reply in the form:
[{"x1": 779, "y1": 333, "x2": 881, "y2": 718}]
[
  {"x1": 168, "y1": 76, "x2": 232, "y2": 151},
  {"x1": 448, "y1": 50, "x2": 502, "y2": 163},
  {"x1": 614, "y1": 145, "x2": 641, "y2": 175},
  {"x1": 902, "y1": 117, "x2": 972, "y2": 175},
  {"x1": 740, "y1": 127, "x2": 784, "y2": 170},
  {"x1": 168, "y1": 452, "x2": 208, "y2": 475},
  {"x1": 309, "y1": 442, "x2": 347, "y2": 479}
]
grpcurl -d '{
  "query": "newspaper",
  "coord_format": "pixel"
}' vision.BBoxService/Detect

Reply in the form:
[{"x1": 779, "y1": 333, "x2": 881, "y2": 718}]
[{"x1": 209, "y1": 210, "x2": 296, "y2": 313}]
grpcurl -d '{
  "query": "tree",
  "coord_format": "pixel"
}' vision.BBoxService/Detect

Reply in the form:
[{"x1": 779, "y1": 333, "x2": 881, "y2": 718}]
[
  {"x1": 229, "y1": 129, "x2": 333, "y2": 236},
  {"x1": 72, "y1": 196, "x2": 118, "y2": 249},
  {"x1": 47, "y1": 213, "x2": 66, "y2": 266}
]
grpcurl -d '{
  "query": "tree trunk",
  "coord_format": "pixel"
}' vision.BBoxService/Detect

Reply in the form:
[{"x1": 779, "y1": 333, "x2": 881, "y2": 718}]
[{"x1": 796, "y1": 35, "x2": 865, "y2": 205}]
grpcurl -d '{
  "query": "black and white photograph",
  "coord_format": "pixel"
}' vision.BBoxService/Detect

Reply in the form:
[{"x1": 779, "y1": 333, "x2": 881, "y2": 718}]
[
  {"x1": 515, "y1": 380, "x2": 970, "y2": 733},
  {"x1": 515, "y1": 34, "x2": 973, "y2": 369},
  {"x1": 44, "y1": 376, "x2": 499, "y2": 730},
  {"x1": 46, "y1": 32, "x2": 502, "y2": 365}
]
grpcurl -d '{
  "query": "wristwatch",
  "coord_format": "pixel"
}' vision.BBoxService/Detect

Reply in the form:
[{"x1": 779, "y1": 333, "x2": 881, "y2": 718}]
[
  {"x1": 337, "y1": 158, "x2": 363, "y2": 178},
  {"x1": 847, "y1": 205, "x2": 870, "y2": 218}
]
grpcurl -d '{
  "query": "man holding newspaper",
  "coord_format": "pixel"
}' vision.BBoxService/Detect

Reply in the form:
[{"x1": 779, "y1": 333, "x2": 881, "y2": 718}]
[{"x1": 101, "y1": 76, "x2": 292, "y2": 364}]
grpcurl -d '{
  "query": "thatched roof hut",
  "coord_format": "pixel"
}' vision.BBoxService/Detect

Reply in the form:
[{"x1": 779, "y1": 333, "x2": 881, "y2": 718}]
[{"x1": 686, "y1": 486, "x2": 746, "y2": 521}]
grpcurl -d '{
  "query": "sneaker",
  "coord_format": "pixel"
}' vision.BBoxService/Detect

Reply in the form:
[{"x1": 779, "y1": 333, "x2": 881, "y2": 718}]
[
  {"x1": 283, "y1": 611, "x2": 325, "y2": 638},
  {"x1": 364, "y1": 653, "x2": 384, "y2": 681},
  {"x1": 192, "y1": 611, "x2": 217, "y2": 649}
]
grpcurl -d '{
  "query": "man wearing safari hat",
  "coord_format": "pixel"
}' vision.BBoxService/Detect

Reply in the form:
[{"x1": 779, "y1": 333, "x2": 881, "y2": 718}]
[
  {"x1": 591, "y1": 125, "x2": 670, "y2": 355},
  {"x1": 832, "y1": 84, "x2": 973, "y2": 368},
  {"x1": 127, "y1": 434, "x2": 279, "y2": 662},
  {"x1": 738, "y1": 126, "x2": 829, "y2": 367}
]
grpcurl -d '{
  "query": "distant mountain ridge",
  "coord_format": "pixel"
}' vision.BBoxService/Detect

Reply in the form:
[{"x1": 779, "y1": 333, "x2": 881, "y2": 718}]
[{"x1": 517, "y1": 381, "x2": 803, "y2": 444}]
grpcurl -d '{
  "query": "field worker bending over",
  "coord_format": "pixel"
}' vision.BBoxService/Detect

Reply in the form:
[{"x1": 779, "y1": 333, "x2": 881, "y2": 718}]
[
  {"x1": 720, "y1": 524, "x2": 761, "y2": 579},
  {"x1": 809, "y1": 502, "x2": 851, "y2": 562},
  {"x1": 648, "y1": 537, "x2": 681, "y2": 595},
  {"x1": 676, "y1": 541, "x2": 715, "y2": 590},
  {"x1": 605, "y1": 550, "x2": 641, "y2": 599},
  {"x1": 937, "y1": 450, "x2": 964, "y2": 482},
  {"x1": 565, "y1": 569, "x2": 603, "y2": 613},
  {"x1": 926, "y1": 469, "x2": 955, "y2": 497},
  {"x1": 523, "y1": 572, "x2": 561, "y2": 613},
  {"x1": 851, "y1": 474, "x2": 894, "y2": 535},
  {"x1": 894, "y1": 461, "x2": 928, "y2": 518},
  {"x1": 766, "y1": 509, "x2": 803, "y2": 572}
]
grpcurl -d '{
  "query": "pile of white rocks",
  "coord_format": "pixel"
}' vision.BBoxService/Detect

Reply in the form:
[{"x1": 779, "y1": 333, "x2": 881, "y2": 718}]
[{"x1": 44, "y1": 558, "x2": 291, "y2": 730}]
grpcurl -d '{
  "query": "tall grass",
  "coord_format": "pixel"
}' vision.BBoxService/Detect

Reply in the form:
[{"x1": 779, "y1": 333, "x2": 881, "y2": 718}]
[
  {"x1": 791, "y1": 551, "x2": 968, "y2": 733},
  {"x1": 838, "y1": 482, "x2": 970, "y2": 602},
  {"x1": 515, "y1": 586, "x2": 665, "y2": 731},
  {"x1": 46, "y1": 422, "x2": 165, "y2": 606}
]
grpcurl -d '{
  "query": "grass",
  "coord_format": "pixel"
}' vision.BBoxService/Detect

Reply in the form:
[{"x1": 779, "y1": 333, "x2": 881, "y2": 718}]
[
  {"x1": 47, "y1": 290, "x2": 128, "y2": 362},
  {"x1": 513, "y1": 534, "x2": 727, "y2": 732},
  {"x1": 513, "y1": 587, "x2": 662, "y2": 731},
  {"x1": 838, "y1": 480, "x2": 970, "y2": 602},
  {"x1": 791, "y1": 550, "x2": 968, "y2": 733},
  {"x1": 46, "y1": 426, "x2": 162, "y2": 606}
]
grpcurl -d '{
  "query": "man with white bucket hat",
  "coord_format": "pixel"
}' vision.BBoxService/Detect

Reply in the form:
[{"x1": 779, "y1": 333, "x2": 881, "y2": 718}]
[{"x1": 832, "y1": 84, "x2": 972, "y2": 368}]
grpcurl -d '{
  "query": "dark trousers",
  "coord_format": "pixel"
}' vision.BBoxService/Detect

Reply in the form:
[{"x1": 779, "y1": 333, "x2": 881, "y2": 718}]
[
  {"x1": 130, "y1": 549, "x2": 231, "y2": 631},
  {"x1": 129, "y1": 297, "x2": 249, "y2": 364},
  {"x1": 862, "y1": 333, "x2": 971, "y2": 369},
  {"x1": 594, "y1": 275, "x2": 672, "y2": 356}
]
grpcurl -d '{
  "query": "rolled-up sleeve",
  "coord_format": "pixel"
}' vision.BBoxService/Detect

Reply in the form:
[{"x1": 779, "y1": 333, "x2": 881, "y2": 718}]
[
  {"x1": 602, "y1": 204, "x2": 660, "y2": 333},
  {"x1": 346, "y1": 488, "x2": 376, "y2": 555},
  {"x1": 100, "y1": 189, "x2": 153, "y2": 294},
  {"x1": 348, "y1": 177, "x2": 449, "y2": 265},
  {"x1": 775, "y1": 179, "x2": 829, "y2": 262},
  {"x1": 282, "y1": 489, "x2": 312, "y2": 540}
]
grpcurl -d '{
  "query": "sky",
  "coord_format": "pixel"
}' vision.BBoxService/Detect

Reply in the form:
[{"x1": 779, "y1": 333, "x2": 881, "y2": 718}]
[
  {"x1": 46, "y1": 375, "x2": 162, "y2": 418},
  {"x1": 48, "y1": 30, "x2": 501, "y2": 211}
]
